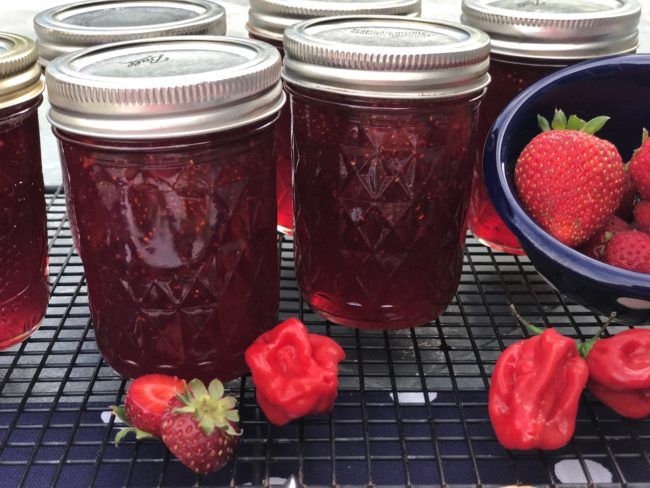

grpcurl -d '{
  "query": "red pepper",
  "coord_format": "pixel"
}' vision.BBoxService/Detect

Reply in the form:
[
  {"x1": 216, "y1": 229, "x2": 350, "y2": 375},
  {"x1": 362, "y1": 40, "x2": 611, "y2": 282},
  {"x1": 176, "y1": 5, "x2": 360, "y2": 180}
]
[
  {"x1": 586, "y1": 329, "x2": 650, "y2": 419},
  {"x1": 489, "y1": 325, "x2": 589, "y2": 451},
  {"x1": 245, "y1": 318, "x2": 345, "y2": 426}
]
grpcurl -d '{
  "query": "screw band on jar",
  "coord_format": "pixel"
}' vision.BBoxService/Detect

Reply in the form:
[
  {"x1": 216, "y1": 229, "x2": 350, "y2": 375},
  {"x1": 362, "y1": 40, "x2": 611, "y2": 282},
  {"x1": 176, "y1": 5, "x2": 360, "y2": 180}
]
[
  {"x1": 248, "y1": 4, "x2": 422, "y2": 238},
  {"x1": 282, "y1": 15, "x2": 491, "y2": 99},
  {"x1": 247, "y1": 0, "x2": 421, "y2": 42},
  {"x1": 0, "y1": 32, "x2": 50, "y2": 350},
  {"x1": 47, "y1": 35, "x2": 284, "y2": 380},
  {"x1": 34, "y1": 0, "x2": 227, "y2": 65},
  {"x1": 45, "y1": 36, "x2": 285, "y2": 139},
  {"x1": 0, "y1": 33, "x2": 44, "y2": 109},
  {"x1": 461, "y1": 0, "x2": 641, "y2": 59},
  {"x1": 284, "y1": 16, "x2": 490, "y2": 329}
]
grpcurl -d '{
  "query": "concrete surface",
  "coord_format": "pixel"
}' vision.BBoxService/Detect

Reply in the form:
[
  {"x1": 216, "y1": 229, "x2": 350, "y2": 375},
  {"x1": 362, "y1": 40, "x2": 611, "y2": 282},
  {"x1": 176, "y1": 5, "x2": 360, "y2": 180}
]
[{"x1": 1, "y1": 0, "x2": 649, "y2": 187}]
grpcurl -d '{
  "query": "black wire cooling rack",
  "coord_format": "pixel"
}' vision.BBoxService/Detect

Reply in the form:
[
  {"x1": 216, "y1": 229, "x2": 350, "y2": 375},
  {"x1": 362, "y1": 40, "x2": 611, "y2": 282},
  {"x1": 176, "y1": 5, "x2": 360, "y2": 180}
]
[{"x1": 0, "y1": 188, "x2": 648, "y2": 487}]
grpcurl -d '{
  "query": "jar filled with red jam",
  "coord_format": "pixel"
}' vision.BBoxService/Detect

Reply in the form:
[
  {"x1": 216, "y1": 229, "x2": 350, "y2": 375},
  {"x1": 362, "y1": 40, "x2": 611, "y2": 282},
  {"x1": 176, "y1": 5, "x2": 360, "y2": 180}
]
[
  {"x1": 34, "y1": 0, "x2": 227, "y2": 66},
  {"x1": 46, "y1": 37, "x2": 285, "y2": 381},
  {"x1": 462, "y1": 0, "x2": 641, "y2": 255},
  {"x1": 283, "y1": 16, "x2": 490, "y2": 329},
  {"x1": 0, "y1": 33, "x2": 49, "y2": 350},
  {"x1": 247, "y1": 0, "x2": 421, "y2": 235}
]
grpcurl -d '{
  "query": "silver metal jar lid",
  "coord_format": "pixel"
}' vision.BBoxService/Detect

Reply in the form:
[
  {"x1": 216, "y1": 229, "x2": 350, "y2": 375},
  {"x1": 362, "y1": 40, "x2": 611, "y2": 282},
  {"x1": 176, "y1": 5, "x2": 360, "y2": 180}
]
[
  {"x1": 0, "y1": 32, "x2": 44, "y2": 110},
  {"x1": 45, "y1": 36, "x2": 284, "y2": 139},
  {"x1": 34, "y1": 0, "x2": 227, "y2": 65},
  {"x1": 248, "y1": 0, "x2": 421, "y2": 42},
  {"x1": 282, "y1": 16, "x2": 491, "y2": 99},
  {"x1": 461, "y1": 0, "x2": 641, "y2": 60}
]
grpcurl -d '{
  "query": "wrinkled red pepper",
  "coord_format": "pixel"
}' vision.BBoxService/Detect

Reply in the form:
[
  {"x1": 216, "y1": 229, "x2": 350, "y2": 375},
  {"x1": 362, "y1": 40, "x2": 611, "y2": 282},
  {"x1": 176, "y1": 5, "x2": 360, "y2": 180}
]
[
  {"x1": 245, "y1": 318, "x2": 345, "y2": 426},
  {"x1": 489, "y1": 327, "x2": 589, "y2": 450},
  {"x1": 586, "y1": 329, "x2": 650, "y2": 419}
]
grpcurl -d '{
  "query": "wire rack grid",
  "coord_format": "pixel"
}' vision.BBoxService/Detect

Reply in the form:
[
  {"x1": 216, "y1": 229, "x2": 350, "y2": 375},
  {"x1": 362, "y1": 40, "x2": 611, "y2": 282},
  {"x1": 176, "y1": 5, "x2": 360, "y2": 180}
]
[{"x1": 0, "y1": 189, "x2": 648, "y2": 487}]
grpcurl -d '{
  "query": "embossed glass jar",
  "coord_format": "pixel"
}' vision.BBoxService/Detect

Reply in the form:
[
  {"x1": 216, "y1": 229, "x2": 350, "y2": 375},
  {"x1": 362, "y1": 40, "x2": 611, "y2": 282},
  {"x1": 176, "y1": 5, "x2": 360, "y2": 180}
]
[
  {"x1": 283, "y1": 16, "x2": 490, "y2": 329},
  {"x1": 34, "y1": 0, "x2": 227, "y2": 65},
  {"x1": 462, "y1": 0, "x2": 641, "y2": 255},
  {"x1": 0, "y1": 33, "x2": 49, "y2": 350},
  {"x1": 46, "y1": 37, "x2": 284, "y2": 381},
  {"x1": 247, "y1": 0, "x2": 421, "y2": 235}
]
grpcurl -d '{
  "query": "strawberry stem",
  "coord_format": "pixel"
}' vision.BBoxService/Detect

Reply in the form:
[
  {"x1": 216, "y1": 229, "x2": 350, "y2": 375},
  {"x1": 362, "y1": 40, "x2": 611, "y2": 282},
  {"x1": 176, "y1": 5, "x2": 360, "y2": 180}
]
[{"x1": 172, "y1": 379, "x2": 241, "y2": 437}]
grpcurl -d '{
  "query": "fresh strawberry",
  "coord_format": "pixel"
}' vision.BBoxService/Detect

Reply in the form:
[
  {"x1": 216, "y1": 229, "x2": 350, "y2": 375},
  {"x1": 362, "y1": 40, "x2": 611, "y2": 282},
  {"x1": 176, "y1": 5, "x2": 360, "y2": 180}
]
[
  {"x1": 112, "y1": 375, "x2": 185, "y2": 443},
  {"x1": 580, "y1": 215, "x2": 632, "y2": 261},
  {"x1": 604, "y1": 230, "x2": 650, "y2": 274},
  {"x1": 630, "y1": 128, "x2": 650, "y2": 200},
  {"x1": 634, "y1": 200, "x2": 650, "y2": 234},
  {"x1": 515, "y1": 110, "x2": 625, "y2": 247},
  {"x1": 161, "y1": 379, "x2": 240, "y2": 474},
  {"x1": 615, "y1": 163, "x2": 637, "y2": 221},
  {"x1": 122, "y1": 374, "x2": 185, "y2": 437}
]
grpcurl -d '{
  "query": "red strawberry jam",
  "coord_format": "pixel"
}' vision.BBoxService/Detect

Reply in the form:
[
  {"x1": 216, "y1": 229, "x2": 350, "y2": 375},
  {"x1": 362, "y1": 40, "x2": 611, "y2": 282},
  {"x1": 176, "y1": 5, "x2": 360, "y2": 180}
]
[
  {"x1": 249, "y1": 34, "x2": 293, "y2": 235},
  {"x1": 467, "y1": 57, "x2": 560, "y2": 254},
  {"x1": 0, "y1": 34, "x2": 49, "y2": 350},
  {"x1": 289, "y1": 87, "x2": 481, "y2": 329},
  {"x1": 283, "y1": 17, "x2": 490, "y2": 329},
  {"x1": 0, "y1": 98, "x2": 49, "y2": 350},
  {"x1": 46, "y1": 37, "x2": 284, "y2": 380},
  {"x1": 461, "y1": 0, "x2": 641, "y2": 255},
  {"x1": 55, "y1": 124, "x2": 279, "y2": 381},
  {"x1": 248, "y1": 0, "x2": 421, "y2": 235}
]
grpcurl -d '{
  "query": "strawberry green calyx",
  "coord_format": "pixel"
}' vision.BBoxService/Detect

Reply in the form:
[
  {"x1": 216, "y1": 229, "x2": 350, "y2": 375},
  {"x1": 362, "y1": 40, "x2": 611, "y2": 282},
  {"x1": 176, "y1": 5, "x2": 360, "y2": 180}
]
[
  {"x1": 111, "y1": 405, "x2": 156, "y2": 446},
  {"x1": 537, "y1": 109, "x2": 609, "y2": 135},
  {"x1": 632, "y1": 128, "x2": 649, "y2": 158},
  {"x1": 173, "y1": 379, "x2": 241, "y2": 437}
]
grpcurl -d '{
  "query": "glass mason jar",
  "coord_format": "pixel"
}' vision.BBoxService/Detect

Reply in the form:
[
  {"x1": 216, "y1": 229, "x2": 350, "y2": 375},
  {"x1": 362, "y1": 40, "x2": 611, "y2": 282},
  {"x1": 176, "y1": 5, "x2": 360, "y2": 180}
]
[
  {"x1": 35, "y1": 0, "x2": 228, "y2": 258},
  {"x1": 462, "y1": 0, "x2": 641, "y2": 255},
  {"x1": 34, "y1": 0, "x2": 227, "y2": 66},
  {"x1": 283, "y1": 16, "x2": 491, "y2": 329},
  {"x1": 0, "y1": 33, "x2": 49, "y2": 350},
  {"x1": 46, "y1": 36, "x2": 284, "y2": 381},
  {"x1": 247, "y1": 0, "x2": 421, "y2": 235}
]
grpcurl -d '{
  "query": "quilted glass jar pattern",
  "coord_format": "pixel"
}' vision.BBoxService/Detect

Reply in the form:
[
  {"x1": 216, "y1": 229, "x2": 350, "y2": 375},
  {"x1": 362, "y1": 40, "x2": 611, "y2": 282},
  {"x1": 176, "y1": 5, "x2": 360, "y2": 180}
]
[
  {"x1": 283, "y1": 17, "x2": 490, "y2": 329},
  {"x1": 461, "y1": 0, "x2": 641, "y2": 254},
  {"x1": 56, "y1": 127, "x2": 278, "y2": 381},
  {"x1": 289, "y1": 87, "x2": 481, "y2": 329},
  {"x1": 0, "y1": 97, "x2": 49, "y2": 350},
  {"x1": 247, "y1": 0, "x2": 422, "y2": 235},
  {"x1": 47, "y1": 37, "x2": 284, "y2": 380},
  {"x1": 0, "y1": 33, "x2": 49, "y2": 350}
]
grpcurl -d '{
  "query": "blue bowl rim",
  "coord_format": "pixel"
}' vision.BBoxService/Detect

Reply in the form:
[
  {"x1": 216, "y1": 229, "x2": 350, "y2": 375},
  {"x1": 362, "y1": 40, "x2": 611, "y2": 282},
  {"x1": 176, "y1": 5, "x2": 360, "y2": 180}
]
[{"x1": 485, "y1": 53, "x2": 650, "y2": 295}]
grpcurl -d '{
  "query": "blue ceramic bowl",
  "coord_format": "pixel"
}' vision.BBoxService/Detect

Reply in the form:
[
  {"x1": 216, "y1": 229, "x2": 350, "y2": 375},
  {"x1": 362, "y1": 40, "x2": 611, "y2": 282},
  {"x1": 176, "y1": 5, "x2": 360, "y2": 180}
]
[{"x1": 484, "y1": 54, "x2": 650, "y2": 323}]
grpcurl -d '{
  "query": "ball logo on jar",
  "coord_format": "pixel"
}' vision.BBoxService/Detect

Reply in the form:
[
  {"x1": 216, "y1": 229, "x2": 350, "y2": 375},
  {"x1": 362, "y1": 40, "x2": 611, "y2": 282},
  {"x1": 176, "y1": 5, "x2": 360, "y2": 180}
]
[{"x1": 122, "y1": 53, "x2": 170, "y2": 68}]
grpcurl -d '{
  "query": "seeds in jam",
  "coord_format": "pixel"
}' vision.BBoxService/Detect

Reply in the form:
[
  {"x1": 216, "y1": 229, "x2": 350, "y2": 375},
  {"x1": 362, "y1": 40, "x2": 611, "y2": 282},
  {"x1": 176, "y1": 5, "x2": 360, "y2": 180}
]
[
  {"x1": 467, "y1": 57, "x2": 565, "y2": 254},
  {"x1": 56, "y1": 120, "x2": 279, "y2": 381},
  {"x1": 290, "y1": 86, "x2": 481, "y2": 329},
  {"x1": 0, "y1": 98, "x2": 49, "y2": 350}
]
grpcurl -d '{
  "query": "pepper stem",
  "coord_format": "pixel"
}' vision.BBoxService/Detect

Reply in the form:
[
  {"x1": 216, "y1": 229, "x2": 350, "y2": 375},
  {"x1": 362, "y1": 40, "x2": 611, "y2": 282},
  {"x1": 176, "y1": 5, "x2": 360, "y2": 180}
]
[
  {"x1": 577, "y1": 312, "x2": 617, "y2": 358},
  {"x1": 509, "y1": 304, "x2": 546, "y2": 335}
]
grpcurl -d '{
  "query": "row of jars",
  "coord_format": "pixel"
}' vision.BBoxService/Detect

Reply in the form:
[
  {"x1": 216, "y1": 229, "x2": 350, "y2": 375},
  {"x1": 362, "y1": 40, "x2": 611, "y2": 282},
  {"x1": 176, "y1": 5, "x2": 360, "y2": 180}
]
[{"x1": 0, "y1": 0, "x2": 641, "y2": 382}]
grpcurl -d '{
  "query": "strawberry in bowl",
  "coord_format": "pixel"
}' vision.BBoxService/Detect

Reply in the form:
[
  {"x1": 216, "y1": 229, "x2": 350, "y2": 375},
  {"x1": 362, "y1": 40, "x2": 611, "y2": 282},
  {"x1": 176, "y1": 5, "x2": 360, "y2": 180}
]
[{"x1": 483, "y1": 54, "x2": 650, "y2": 322}]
